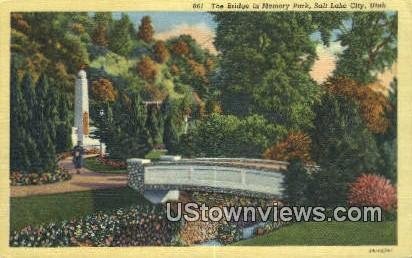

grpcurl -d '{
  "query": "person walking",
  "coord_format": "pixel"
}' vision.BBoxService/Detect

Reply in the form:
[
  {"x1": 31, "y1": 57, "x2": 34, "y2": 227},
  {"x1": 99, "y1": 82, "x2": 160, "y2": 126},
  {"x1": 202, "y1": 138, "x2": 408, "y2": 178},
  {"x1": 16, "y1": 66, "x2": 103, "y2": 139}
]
[{"x1": 72, "y1": 141, "x2": 84, "y2": 174}]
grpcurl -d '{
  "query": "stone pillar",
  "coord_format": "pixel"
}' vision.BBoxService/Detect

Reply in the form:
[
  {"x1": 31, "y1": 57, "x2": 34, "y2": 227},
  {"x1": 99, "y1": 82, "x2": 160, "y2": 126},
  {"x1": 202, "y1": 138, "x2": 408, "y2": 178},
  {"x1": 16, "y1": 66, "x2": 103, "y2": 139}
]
[
  {"x1": 74, "y1": 69, "x2": 89, "y2": 146},
  {"x1": 127, "y1": 158, "x2": 151, "y2": 193}
]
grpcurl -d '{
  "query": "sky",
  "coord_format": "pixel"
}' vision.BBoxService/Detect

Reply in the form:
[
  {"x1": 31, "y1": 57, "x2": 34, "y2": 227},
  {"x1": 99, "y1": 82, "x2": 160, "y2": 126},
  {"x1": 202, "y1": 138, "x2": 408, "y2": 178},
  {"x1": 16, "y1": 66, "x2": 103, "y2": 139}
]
[{"x1": 112, "y1": 12, "x2": 395, "y2": 87}]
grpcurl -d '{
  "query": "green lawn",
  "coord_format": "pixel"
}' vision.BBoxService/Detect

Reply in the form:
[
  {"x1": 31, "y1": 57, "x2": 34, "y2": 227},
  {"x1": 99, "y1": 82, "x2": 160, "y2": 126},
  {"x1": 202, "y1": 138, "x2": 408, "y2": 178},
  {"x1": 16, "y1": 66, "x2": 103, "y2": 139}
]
[
  {"x1": 233, "y1": 221, "x2": 397, "y2": 246},
  {"x1": 83, "y1": 157, "x2": 127, "y2": 174},
  {"x1": 10, "y1": 187, "x2": 149, "y2": 232},
  {"x1": 145, "y1": 149, "x2": 167, "y2": 160}
]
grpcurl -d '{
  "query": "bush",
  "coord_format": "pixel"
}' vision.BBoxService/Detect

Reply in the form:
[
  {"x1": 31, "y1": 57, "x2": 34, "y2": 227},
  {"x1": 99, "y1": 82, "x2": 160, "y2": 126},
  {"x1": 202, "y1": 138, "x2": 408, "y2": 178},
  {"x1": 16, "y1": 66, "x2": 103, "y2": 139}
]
[
  {"x1": 10, "y1": 168, "x2": 71, "y2": 186},
  {"x1": 180, "y1": 114, "x2": 285, "y2": 158},
  {"x1": 216, "y1": 223, "x2": 241, "y2": 245},
  {"x1": 263, "y1": 132, "x2": 312, "y2": 163},
  {"x1": 348, "y1": 174, "x2": 397, "y2": 212},
  {"x1": 10, "y1": 204, "x2": 180, "y2": 247}
]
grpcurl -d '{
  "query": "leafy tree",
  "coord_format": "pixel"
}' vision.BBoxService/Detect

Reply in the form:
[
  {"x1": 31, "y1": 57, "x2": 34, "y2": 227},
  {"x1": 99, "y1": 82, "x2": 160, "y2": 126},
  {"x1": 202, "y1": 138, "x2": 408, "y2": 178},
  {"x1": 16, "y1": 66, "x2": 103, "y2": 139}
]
[
  {"x1": 334, "y1": 12, "x2": 397, "y2": 84},
  {"x1": 213, "y1": 12, "x2": 322, "y2": 130},
  {"x1": 137, "y1": 16, "x2": 154, "y2": 43},
  {"x1": 137, "y1": 56, "x2": 157, "y2": 83},
  {"x1": 92, "y1": 12, "x2": 112, "y2": 47},
  {"x1": 91, "y1": 78, "x2": 117, "y2": 102},
  {"x1": 153, "y1": 40, "x2": 170, "y2": 63}
]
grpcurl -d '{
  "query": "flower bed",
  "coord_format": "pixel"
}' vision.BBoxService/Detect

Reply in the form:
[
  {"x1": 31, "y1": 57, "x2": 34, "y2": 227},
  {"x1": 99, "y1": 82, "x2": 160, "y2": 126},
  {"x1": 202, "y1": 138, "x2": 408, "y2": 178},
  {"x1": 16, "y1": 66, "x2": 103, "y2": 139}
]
[
  {"x1": 10, "y1": 168, "x2": 71, "y2": 186},
  {"x1": 96, "y1": 156, "x2": 127, "y2": 169},
  {"x1": 10, "y1": 204, "x2": 181, "y2": 247}
]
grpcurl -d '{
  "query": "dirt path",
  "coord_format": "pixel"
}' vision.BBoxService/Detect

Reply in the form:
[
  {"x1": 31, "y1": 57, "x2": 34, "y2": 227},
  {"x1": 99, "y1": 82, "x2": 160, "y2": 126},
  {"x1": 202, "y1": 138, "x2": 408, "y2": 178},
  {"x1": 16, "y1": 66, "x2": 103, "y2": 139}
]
[{"x1": 10, "y1": 155, "x2": 128, "y2": 198}]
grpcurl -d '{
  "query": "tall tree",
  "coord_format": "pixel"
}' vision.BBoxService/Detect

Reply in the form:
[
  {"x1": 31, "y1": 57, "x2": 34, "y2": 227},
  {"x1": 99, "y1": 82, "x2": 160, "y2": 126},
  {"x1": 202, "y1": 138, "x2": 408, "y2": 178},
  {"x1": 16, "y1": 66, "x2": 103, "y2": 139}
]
[
  {"x1": 34, "y1": 74, "x2": 57, "y2": 172},
  {"x1": 213, "y1": 12, "x2": 321, "y2": 131},
  {"x1": 55, "y1": 91, "x2": 73, "y2": 153},
  {"x1": 20, "y1": 72, "x2": 41, "y2": 172},
  {"x1": 137, "y1": 16, "x2": 154, "y2": 43},
  {"x1": 334, "y1": 12, "x2": 397, "y2": 84},
  {"x1": 92, "y1": 12, "x2": 112, "y2": 47},
  {"x1": 108, "y1": 14, "x2": 133, "y2": 56},
  {"x1": 10, "y1": 65, "x2": 31, "y2": 171}
]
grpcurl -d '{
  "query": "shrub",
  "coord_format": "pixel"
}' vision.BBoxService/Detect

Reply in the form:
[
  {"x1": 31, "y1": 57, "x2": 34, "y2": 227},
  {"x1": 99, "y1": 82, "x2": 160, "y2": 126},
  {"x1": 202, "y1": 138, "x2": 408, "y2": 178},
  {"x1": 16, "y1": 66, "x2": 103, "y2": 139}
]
[
  {"x1": 181, "y1": 114, "x2": 285, "y2": 158},
  {"x1": 216, "y1": 223, "x2": 241, "y2": 245},
  {"x1": 263, "y1": 131, "x2": 312, "y2": 164},
  {"x1": 347, "y1": 173, "x2": 397, "y2": 212}
]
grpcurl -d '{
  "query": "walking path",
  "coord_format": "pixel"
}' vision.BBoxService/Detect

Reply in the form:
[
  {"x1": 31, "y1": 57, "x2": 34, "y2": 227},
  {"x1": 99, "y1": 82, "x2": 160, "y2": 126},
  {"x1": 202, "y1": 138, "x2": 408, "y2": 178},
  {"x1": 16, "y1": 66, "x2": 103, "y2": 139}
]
[{"x1": 10, "y1": 155, "x2": 128, "y2": 197}]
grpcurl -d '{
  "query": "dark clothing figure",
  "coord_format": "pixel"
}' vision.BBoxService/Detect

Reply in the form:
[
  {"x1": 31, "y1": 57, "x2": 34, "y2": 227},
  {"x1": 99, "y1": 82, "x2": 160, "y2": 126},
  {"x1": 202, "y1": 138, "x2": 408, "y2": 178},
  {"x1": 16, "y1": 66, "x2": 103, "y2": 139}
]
[{"x1": 72, "y1": 144, "x2": 84, "y2": 170}]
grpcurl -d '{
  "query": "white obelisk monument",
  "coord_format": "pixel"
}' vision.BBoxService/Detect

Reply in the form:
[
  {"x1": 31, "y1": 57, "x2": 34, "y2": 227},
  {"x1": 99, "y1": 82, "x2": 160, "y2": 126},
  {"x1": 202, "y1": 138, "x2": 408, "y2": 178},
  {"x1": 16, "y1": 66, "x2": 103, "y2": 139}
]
[{"x1": 74, "y1": 69, "x2": 89, "y2": 146}]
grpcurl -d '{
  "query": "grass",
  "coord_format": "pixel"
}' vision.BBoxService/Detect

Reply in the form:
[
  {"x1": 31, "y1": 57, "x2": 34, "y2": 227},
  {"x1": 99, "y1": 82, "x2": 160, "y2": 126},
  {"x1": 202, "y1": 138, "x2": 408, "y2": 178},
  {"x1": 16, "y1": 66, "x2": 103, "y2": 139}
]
[
  {"x1": 232, "y1": 221, "x2": 397, "y2": 246},
  {"x1": 145, "y1": 149, "x2": 167, "y2": 160},
  {"x1": 83, "y1": 157, "x2": 127, "y2": 174},
  {"x1": 10, "y1": 187, "x2": 149, "y2": 232}
]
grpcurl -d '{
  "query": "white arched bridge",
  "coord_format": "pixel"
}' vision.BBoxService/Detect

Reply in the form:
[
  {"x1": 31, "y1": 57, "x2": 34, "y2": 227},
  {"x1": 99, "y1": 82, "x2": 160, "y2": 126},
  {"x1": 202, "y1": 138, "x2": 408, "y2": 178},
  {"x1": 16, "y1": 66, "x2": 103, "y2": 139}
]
[{"x1": 127, "y1": 157, "x2": 288, "y2": 202}]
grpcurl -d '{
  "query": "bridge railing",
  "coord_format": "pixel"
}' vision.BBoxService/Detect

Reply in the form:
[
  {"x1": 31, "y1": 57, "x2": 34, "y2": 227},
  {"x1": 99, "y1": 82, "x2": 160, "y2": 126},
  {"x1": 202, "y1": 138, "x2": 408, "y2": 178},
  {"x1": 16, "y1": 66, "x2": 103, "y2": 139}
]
[{"x1": 143, "y1": 164, "x2": 284, "y2": 197}]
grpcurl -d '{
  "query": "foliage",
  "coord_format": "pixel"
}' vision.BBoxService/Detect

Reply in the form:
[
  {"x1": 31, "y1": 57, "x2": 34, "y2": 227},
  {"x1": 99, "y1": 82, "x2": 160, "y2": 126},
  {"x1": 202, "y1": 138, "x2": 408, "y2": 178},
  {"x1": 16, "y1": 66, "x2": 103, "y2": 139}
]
[
  {"x1": 310, "y1": 92, "x2": 380, "y2": 175},
  {"x1": 213, "y1": 12, "x2": 322, "y2": 130},
  {"x1": 323, "y1": 77, "x2": 390, "y2": 134},
  {"x1": 263, "y1": 132, "x2": 312, "y2": 164},
  {"x1": 153, "y1": 40, "x2": 170, "y2": 63},
  {"x1": 217, "y1": 223, "x2": 242, "y2": 245},
  {"x1": 137, "y1": 16, "x2": 154, "y2": 43},
  {"x1": 108, "y1": 14, "x2": 134, "y2": 56},
  {"x1": 92, "y1": 13, "x2": 110, "y2": 47},
  {"x1": 91, "y1": 78, "x2": 117, "y2": 102},
  {"x1": 10, "y1": 169, "x2": 71, "y2": 186},
  {"x1": 334, "y1": 12, "x2": 397, "y2": 84},
  {"x1": 282, "y1": 159, "x2": 311, "y2": 205},
  {"x1": 347, "y1": 174, "x2": 396, "y2": 212},
  {"x1": 308, "y1": 91, "x2": 381, "y2": 206},
  {"x1": 180, "y1": 114, "x2": 285, "y2": 158},
  {"x1": 137, "y1": 56, "x2": 158, "y2": 83}
]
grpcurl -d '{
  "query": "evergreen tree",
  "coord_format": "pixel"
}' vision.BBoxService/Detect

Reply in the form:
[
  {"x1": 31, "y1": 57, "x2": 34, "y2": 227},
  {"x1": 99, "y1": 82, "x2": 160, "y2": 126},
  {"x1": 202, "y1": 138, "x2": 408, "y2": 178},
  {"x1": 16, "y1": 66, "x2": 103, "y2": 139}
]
[
  {"x1": 162, "y1": 97, "x2": 180, "y2": 154},
  {"x1": 34, "y1": 74, "x2": 57, "y2": 172},
  {"x1": 107, "y1": 92, "x2": 151, "y2": 159},
  {"x1": 282, "y1": 159, "x2": 311, "y2": 206},
  {"x1": 56, "y1": 91, "x2": 73, "y2": 153},
  {"x1": 20, "y1": 72, "x2": 40, "y2": 172},
  {"x1": 308, "y1": 92, "x2": 380, "y2": 206},
  {"x1": 146, "y1": 105, "x2": 162, "y2": 145},
  {"x1": 10, "y1": 64, "x2": 31, "y2": 171},
  {"x1": 108, "y1": 14, "x2": 133, "y2": 56}
]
